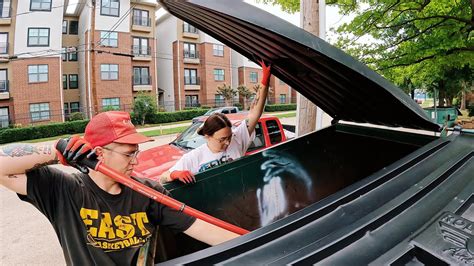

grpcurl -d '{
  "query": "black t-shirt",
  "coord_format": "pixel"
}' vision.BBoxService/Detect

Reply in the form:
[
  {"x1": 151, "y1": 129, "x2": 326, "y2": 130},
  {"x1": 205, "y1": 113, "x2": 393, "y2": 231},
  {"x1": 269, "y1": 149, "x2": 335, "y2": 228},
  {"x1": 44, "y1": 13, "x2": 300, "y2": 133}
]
[{"x1": 19, "y1": 166, "x2": 196, "y2": 265}]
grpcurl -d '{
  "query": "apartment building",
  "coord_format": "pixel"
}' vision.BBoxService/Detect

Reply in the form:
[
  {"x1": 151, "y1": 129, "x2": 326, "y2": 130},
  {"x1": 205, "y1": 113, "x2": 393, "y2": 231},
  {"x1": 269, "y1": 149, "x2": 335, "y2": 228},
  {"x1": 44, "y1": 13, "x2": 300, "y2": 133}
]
[
  {"x1": 0, "y1": 0, "x2": 158, "y2": 128},
  {"x1": 156, "y1": 14, "x2": 295, "y2": 112}
]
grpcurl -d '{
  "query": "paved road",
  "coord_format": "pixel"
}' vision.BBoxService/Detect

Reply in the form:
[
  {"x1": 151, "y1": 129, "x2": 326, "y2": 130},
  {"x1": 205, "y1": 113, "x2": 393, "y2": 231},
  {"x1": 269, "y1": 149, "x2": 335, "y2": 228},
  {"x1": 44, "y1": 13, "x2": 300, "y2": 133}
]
[{"x1": 0, "y1": 116, "x2": 297, "y2": 265}]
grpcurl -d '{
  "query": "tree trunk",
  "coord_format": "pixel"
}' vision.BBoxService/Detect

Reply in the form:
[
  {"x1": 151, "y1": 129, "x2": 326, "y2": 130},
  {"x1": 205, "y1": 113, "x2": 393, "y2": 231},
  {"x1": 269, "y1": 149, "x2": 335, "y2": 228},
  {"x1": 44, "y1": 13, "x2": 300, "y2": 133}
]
[
  {"x1": 296, "y1": 0, "x2": 319, "y2": 136},
  {"x1": 461, "y1": 90, "x2": 466, "y2": 110}
]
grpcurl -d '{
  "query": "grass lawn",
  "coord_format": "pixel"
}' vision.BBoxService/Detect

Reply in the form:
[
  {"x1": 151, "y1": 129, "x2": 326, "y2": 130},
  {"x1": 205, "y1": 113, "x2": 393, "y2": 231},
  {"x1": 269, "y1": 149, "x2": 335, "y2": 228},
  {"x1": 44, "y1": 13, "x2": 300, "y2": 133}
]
[
  {"x1": 273, "y1": 112, "x2": 296, "y2": 119},
  {"x1": 141, "y1": 126, "x2": 189, "y2": 137}
]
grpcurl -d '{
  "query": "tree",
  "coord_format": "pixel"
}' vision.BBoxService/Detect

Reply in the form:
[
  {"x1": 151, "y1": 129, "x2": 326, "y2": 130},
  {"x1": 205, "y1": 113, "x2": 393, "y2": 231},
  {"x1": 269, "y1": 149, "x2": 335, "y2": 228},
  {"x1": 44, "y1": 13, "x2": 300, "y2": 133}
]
[
  {"x1": 237, "y1": 84, "x2": 255, "y2": 110},
  {"x1": 216, "y1": 84, "x2": 237, "y2": 106},
  {"x1": 132, "y1": 92, "x2": 157, "y2": 125}
]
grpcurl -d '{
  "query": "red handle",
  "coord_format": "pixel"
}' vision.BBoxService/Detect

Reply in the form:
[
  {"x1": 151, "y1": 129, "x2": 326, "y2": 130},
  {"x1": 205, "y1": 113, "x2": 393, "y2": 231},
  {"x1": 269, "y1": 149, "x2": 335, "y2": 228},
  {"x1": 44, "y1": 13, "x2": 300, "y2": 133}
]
[{"x1": 95, "y1": 163, "x2": 249, "y2": 235}]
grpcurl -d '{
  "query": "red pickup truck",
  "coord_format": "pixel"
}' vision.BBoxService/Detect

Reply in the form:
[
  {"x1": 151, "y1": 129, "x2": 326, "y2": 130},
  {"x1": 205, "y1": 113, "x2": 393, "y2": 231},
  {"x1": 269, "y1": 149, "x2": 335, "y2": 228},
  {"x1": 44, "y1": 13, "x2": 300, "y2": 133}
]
[{"x1": 133, "y1": 113, "x2": 292, "y2": 181}]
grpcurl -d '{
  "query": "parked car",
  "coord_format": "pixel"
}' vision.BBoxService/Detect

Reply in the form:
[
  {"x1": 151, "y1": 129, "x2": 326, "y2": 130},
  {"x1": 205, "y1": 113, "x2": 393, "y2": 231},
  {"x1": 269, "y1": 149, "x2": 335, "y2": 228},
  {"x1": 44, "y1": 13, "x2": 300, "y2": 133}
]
[
  {"x1": 150, "y1": 1, "x2": 474, "y2": 265},
  {"x1": 133, "y1": 113, "x2": 291, "y2": 180},
  {"x1": 192, "y1": 106, "x2": 239, "y2": 122}
]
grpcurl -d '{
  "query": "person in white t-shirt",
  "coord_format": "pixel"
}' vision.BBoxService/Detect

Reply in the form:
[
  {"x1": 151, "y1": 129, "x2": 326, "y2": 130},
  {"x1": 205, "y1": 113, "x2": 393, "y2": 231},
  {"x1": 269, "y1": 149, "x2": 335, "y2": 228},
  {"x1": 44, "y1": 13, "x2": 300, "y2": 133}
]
[{"x1": 160, "y1": 60, "x2": 272, "y2": 184}]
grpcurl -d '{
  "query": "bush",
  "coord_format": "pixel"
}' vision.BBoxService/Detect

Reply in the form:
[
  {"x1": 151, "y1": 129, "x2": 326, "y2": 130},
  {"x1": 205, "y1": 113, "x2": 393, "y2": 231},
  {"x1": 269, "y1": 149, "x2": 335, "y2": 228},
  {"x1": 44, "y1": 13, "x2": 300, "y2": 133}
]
[
  {"x1": 468, "y1": 105, "x2": 474, "y2": 117},
  {"x1": 0, "y1": 120, "x2": 89, "y2": 144},
  {"x1": 233, "y1": 103, "x2": 243, "y2": 110},
  {"x1": 147, "y1": 109, "x2": 209, "y2": 124},
  {"x1": 264, "y1": 104, "x2": 297, "y2": 112},
  {"x1": 67, "y1": 112, "x2": 85, "y2": 121}
]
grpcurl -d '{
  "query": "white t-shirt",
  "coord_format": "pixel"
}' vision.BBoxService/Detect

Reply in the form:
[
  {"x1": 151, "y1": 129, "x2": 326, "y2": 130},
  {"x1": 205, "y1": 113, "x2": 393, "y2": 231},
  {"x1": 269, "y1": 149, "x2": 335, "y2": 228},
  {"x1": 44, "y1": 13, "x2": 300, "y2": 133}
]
[{"x1": 170, "y1": 120, "x2": 256, "y2": 174}]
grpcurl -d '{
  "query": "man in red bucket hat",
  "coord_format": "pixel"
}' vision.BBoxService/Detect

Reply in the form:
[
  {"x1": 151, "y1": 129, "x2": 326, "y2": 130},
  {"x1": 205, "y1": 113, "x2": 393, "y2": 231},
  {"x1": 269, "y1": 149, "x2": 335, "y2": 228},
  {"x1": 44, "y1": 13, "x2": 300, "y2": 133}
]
[{"x1": 0, "y1": 111, "x2": 239, "y2": 265}]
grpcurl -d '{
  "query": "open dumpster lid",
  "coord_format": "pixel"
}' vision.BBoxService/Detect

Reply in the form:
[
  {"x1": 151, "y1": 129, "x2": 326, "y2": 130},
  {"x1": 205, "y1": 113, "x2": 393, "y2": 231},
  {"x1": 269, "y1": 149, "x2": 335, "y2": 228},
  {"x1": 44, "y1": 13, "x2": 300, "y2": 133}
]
[{"x1": 159, "y1": 0, "x2": 440, "y2": 132}]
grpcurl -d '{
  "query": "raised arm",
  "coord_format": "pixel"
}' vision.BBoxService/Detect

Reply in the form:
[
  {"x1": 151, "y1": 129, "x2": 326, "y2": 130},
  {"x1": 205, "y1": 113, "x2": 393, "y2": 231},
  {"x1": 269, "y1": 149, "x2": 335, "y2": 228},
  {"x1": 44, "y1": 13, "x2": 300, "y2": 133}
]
[
  {"x1": 247, "y1": 60, "x2": 271, "y2": 134},
  {"x1": 184, "y1": 218, "x2": 240, "y2": 246},
  {"x1": 0, "y1": 143, "x2": 57, "y2": 195}
]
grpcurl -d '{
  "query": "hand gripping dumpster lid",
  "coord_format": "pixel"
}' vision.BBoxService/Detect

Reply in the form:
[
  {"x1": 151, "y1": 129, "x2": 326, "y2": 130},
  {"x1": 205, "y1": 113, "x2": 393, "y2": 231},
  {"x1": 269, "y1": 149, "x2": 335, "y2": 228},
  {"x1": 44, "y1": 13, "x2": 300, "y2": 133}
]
[{"x1": 159, "y1": 0, "x2": 440, "y2": 132}]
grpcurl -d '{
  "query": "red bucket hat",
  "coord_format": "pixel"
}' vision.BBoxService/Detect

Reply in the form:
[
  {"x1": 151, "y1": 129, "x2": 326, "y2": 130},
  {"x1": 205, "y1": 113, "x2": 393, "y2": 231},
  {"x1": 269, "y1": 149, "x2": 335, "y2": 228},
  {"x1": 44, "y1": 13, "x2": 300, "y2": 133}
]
[{"x1": 84, "y1": 111, "x2": 153, "y2": 148}]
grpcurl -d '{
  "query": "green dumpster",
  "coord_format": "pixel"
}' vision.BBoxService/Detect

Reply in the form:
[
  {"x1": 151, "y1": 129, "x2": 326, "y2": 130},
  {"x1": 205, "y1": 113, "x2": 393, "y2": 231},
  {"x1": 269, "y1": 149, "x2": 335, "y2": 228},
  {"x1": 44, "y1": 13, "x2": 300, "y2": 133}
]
[{"x1": 423, "y1": 106, "x2": 460, "y2": 127}]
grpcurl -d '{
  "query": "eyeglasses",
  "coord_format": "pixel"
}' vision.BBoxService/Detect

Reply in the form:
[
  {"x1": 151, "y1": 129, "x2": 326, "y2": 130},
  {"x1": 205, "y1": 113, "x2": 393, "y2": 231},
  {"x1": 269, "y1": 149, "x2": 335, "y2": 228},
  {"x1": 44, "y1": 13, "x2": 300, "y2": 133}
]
[
  {"x1": 211, "y1": 134, "x2": 234, "y2": 144},
  {"x1": 103, "y1": 147, "x2": 140, "y2": 159}
]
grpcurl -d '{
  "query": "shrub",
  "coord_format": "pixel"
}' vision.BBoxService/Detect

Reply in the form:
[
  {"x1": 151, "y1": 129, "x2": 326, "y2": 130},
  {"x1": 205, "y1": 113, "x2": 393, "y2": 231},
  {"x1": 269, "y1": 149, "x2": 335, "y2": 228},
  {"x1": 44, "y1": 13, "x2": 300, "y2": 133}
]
[
  {"x1": 264, "y1": 104, "x2": 297, "y2": 112},
  {"x1": 147, "y1": 109, "x2": 209, "y2": 124},
  {"x1": 0, "y1": 120, "x2": 89, "y2": 144},
  {"x1": 67, "y1": 112, "x2": 85, "y2": 121},
  {"x1": 468, "y1": 105, "x2": 474, "y2": 117}
]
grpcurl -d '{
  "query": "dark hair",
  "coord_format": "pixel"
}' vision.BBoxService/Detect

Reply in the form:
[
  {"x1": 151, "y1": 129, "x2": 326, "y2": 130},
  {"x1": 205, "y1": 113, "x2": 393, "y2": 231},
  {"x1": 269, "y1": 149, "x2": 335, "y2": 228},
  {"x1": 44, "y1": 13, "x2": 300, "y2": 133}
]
[{"x1": 198, "y1": 113, "x2": 232, "y2": 136}]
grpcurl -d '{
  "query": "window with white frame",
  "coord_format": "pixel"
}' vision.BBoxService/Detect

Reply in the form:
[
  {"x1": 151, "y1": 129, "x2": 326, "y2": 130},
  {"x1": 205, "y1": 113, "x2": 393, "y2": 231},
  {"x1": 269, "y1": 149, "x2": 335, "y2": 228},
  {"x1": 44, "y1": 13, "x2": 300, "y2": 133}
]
[
  {"x1": 61, "y1": 47, "x2": 67, "y2": 61},
  {"x1": 28, "y1": 28, "x2": 49, "y2": 46},
  {"x1": 30, "y1": 103, "x2": 50, "y2": 121},
  {"x1": 0, "y1": 107, "x2": 8, "y2": 128},
  {"x1": 132, "y1": 37, "x2": 149, "y2": 56},
  {"x1": 185, "y1": 95, "x2": 199, "y2": 107},
  {"x1": 0, "y1": 33, "x2": 7, "y2": 54},
  {"x1": 100, "y1": 64, "x2": 118, "y2": 80},
  {"x1": 133, "y1": 67, "x2": 150, "y2": 85},
  {"x1": 184, "y1": 69, "x2": 198, "y2": 85},
  {"x1": 68, "y1": 47, "x2": 77, "y2": 61},
  {"x1": 62, "y1": 20, "x2": 67, "y2": 34},
  {"x1": 183, "y1": 42, "x2": 197, "y2": 58},
  {"x1": 213, "y1": 44, "x2": 224, "y2": 56},
  {"x1": 100, "y1": 31, "x2": 118, "y2": 47},
  {"x1": 249, "y1": 71, "x2": 258, "y2": 83},
  {"x1": 0, "y1": 0, "x2": 11, "y2": 18},
  {"x1": 214, "y1": 69, "x2": 224, "y2": 81},
  {"x1": 132, "y1": 9, "x2": 150, "y2": 26},
  {"x1": 0, "y1": 69, "x2": 7, "y2": 92},
  {"x1": 28, "y1": 64, "x2": 48, "y2": 83},
  {"x1": 101, "y1": 0, "x2": 119, "y2": 16},
  {"x1": 102, "y1": 98, "x2": 120, "y2": 110},
  {"x1": 30, "y1": 0, "x2": 51, "y2": 11},
  {"x1": 183, "y1": 22, "x2": 197, "y2": 33}
]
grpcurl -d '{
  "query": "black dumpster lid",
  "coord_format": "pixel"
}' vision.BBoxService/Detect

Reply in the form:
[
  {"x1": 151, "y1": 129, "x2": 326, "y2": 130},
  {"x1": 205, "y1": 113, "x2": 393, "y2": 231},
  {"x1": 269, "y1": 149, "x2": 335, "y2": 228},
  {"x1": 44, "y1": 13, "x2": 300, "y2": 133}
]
[{"x1": 160, "y1": 0, "x2": 440, "y2": 131}]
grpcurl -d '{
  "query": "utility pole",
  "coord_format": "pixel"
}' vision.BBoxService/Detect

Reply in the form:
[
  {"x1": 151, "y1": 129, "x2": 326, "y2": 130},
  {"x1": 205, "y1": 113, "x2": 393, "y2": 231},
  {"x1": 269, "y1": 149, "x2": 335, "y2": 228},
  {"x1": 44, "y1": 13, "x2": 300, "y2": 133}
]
[
  {"x1": 296, "y1": 0, "x2": 324, "y2": 136},
  {"x1": 90, "y1": 0, "x2": 98, "y2": 115}
]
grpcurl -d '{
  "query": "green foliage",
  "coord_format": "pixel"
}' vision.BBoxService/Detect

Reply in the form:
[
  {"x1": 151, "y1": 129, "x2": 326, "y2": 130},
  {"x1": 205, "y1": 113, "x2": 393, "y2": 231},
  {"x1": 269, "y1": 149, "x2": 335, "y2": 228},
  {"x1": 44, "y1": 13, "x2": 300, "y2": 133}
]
[
  {"x1": 264, "y1": 104, "x2": 297, "y2": 112},
  {"x1": 67, "y1": 112, "x2": 85, "y2": 121},
  {"x1": 132, "y1": 92, "x2": 158, "y2": 125},
  {"x1": 101, "y1": 106, "x2": 119, "y2": 112},
  {"x1": 330, "y1": 0, "x2": 473, "y2": 106},
  {"x1": 216, "y1": 84, "x2": 237, "y2": 106},
  {"x1": 468, "y1": 105, "x2": 474, "y2": 117},
  {"x1": 0, "y1": 120, "x2": 89, "y2": 144},
  {"x1": 255, "y1": 0, "x2": 300, "y2": 13},
  {"x1": 237, "y1": 84, "x2": 255, "y2": 110},
  {"x1": 147, "y1": 109, "x2": 209, "y2": 124}
]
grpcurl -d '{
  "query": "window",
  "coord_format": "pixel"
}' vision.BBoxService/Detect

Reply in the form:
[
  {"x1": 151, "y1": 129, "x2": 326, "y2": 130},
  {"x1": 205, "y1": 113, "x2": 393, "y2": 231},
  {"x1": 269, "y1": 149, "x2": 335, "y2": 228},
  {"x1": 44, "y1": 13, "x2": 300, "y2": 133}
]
[
  {"x1": 69, "y1": 21, "x2": 78, "y2": 35},
  {"x1": 0, "y1": 69, "x2": 7, "y2": 92},
  {"x1": 69, "y1": 74, "x2": 78, "y2": 88},
  {"x1": 214, "y1": 69, "x2": 224, "y2": 81},
  {"x1": 100, "y1": 64, "x2": 118, "y2": 80},
  {"x1": 132, "y1": 9, "x2": 150, "y2": 26},
  {"x1": 0, "y1": 33, "x2": 7, "y2": 54},
  {"x1": 249, "y1": 72, "x2": 258, "y2": 83},
  {"x1": 70, "y1": 102, "x2": 80, "y2": 113},
  {"x1": 183, "y1": 42, "x2": 197, "y2": 58},
  {"x1": 102, "y1": 98, "x2": 120, "y2": 110},
  {"x1": 0, "y1": 107, "x2": 9, "y2": 128},
  {"x1": 266, "y1": 120, "x2": 282, "y2": 144},
  {"x1": 62, "y1": 74, "x2": 67, "y2": 89},
  {"x1": 30, "y1": 0, "x2": 51, "y2": 11},
  {"x1": 184, "y1": 69, "x2": 198, "y2": 85},
  {"x1": 133, "y1": 67, "x2": 150, "y2": 85},
  {"x1": 280, "y1": 94, "x2": 286, "y2": 104},
  {"x1": 68, "y1": 48, "x2": 77, "y2": 61},
  {"x1": 215, "y1": 94, "x2": 225, "y2": 106},
  {"x1": 28, "y1": 28, "x2": 50, "y2": 47},
  {"x1": 183, "y1": 22, "x2": 197, "y2": 33},
  {"x1": 247, "y1": 123, "x2": 265, "y2": 152},
  {"x1": 61, "y1": 47, "x2": 67, "y2": 61},
  {"x1": 64, "y1": 103, "x2": 69, "y2": 117},
  {"x1": 0, "y1": 0, "x2": 11, "y2": 18},
  {"x1": 28, "y1": 64, "x2": 48, "y2": 83},
  {"x1": 30, "y1": 103, "x2": 50, "y2": 122},
  {"x1": 62, "y1": 20, "x2": 67, "y2": 34},
  {"x1": 101, "y1": 0, "x2": 119, "y2": 16},
  {"x1": 132, "y1": 37, "x2": 149, "y2": 56},
  {"x1": 213, "y1": 44, "x2": 224, "y2": 56},
  {"x1": 100, "y1": 31, "x2": 118, "y2": 47},
  {"x1": 185, "y1": 95, "x2": 199, "y2": 107}
]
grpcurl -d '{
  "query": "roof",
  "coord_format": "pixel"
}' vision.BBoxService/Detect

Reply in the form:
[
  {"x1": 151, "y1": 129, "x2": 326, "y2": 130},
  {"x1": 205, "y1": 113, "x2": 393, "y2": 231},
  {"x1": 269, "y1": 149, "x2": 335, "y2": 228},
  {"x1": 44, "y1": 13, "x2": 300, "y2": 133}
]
[{"x1": 159, "y1": 0, "x2": 440, "y2": 132}]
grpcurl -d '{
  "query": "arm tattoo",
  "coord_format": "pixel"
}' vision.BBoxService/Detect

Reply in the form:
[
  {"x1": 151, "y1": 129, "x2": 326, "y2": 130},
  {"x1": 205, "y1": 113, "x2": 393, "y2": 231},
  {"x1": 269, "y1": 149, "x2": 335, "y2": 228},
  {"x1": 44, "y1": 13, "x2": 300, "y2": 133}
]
[
  {"x1": 0, "y1": 144, "x2": 53, "y2": 157},
  {"x1": 27, "y1": 159, "x2": 60, "y2": 171}
]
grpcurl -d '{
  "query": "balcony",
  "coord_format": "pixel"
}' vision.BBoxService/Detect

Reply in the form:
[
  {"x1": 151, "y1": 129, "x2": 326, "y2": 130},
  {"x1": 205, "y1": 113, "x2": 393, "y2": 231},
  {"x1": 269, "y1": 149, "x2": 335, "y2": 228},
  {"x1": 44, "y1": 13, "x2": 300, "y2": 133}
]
[
  {"x1": 0, "y1": 80, "x2": 10, "y2": 100},
  {"x1": 132, "y1": 16, "x2": 152, "y2": 32},
  {"x1": 132, "y1": 75, "x2": 152, "y2": 91},
  {"x1": 183, "y1": 50, "x2": 200, "y2": 64},
  {"x1": 132, "y1": 45, "x2": 151, "y2": 61},
  {"x1": 0, "y1": 7, "x2": 11, "y2": 25},
  {"x1": 182, "y1": 24, "x2": 199, "y2": 39},
  {"x1": 184, "y1": 77, "x2": 200, "y2": 90}
]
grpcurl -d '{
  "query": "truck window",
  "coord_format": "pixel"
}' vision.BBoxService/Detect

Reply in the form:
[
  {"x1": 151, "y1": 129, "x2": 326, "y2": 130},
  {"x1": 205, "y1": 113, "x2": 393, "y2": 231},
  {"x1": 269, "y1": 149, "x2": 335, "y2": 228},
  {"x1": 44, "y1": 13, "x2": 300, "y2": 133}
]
[
  {"x1": 266, "y1": 120, "x2": 282, "y2": 144},
  {"x1": 222, "y1": 109, "x2": 230, "y2": 114},
  {"x1": 231, "y1": 108, "x2": 237, "y2": 113},
  {"x1": 247, "y1": 122, "x2": 265, "y2": 152}
]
